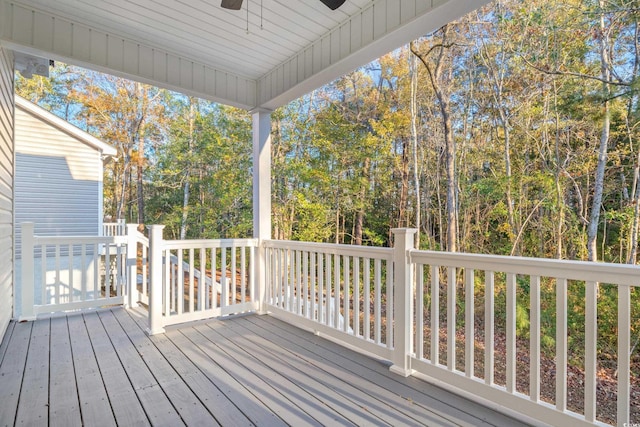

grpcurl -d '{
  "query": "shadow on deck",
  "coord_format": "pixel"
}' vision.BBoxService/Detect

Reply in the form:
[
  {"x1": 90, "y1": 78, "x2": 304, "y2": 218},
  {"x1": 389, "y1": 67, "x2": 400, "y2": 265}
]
[{"x1": 0, "y1": 307, "x2": 529, "y2": 426}]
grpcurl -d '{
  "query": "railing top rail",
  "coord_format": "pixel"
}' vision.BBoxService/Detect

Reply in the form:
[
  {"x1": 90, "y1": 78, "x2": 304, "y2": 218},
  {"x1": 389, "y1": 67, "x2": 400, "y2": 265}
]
[
  {"x1": 410, "y1": 249, "x2": 640, "y2": 286},
  {"x1": 33, "y1": 235, "x2": 122, "y2": 245},
  {"x1": 162, "y1": 237, "x2": 258, "y2": 250},
  {"x1": 263, "y1": 239, "x2": 394, "y2": 260}
]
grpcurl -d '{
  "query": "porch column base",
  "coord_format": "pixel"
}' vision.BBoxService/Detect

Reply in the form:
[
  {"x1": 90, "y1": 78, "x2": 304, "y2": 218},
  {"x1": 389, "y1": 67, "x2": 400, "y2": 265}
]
[
  {"x1": 145, "y1": 326, "x2": 165, "y2": 336},
  {"x1": 389, "y1": 364, "x2": 415, "y2": 378},
  {"x1": 18, "y1": 315, "x2": 36, "y2": 322}
]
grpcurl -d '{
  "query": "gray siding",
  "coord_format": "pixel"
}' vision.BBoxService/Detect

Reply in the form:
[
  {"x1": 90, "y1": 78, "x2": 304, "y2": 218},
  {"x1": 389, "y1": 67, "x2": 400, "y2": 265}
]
[
  {"x1": 0, "y1": 46, "x2": 14, "y2": 340},
  {"x1": 14, "y1": 105, "x2": 102, "y2": 256}
]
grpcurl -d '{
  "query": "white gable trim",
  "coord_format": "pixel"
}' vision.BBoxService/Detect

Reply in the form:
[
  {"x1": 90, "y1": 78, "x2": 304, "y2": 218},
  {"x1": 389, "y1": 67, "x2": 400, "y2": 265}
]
[{"x1": 15, "y1": 95, "x2": 117, "y2": 157}]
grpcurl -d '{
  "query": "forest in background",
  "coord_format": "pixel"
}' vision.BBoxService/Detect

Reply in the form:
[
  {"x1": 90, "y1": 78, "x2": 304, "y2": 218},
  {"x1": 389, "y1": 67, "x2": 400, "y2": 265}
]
[{"x1": 16, "y1": 0, "x2": 640, "y2": 264}]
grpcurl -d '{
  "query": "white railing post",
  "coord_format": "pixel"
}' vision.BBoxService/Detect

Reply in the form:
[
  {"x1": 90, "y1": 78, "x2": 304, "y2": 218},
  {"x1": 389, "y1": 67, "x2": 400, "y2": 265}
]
[
  {"x1": 20, "y1": 222, "x2": 37, "y2": 321},
  {"x1": 126, "y1": 224, "x2": 139, "y2": 308},
  {"x1": 390, "y1": 228, "x2": 417, "y2": 377},
  {"x1": 146, "y1": 225, "x2": 165, "y2": 335}
]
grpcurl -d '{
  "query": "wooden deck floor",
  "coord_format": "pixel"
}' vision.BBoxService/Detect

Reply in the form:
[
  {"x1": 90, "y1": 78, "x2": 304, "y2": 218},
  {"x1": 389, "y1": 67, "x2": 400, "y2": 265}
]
[{"x1": 0, "y1": 308, "x2": 528, "y2": 426}]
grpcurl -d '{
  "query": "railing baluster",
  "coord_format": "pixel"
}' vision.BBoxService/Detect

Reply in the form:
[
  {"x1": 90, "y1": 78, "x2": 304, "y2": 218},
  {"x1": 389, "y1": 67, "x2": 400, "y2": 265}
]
[
  {"x1": 231, "y1": 246, "x2": 237, "y2": 306},
  {"x1": 177, "y1": 249, "x2": 184, "y2": 314},
  {"x1": 324, "y1": 254, "x2": 333, "y2": 326},
  {"x1": 297, "y1": 249, "x2": 302, "y2": 315},
  {"x1": 416, "y1": 264, "x2": 424, "y2": 359},
  {"x1": 386, "y1": 260, "x2": 393, "y2": 348},
  {"x1": 241, "y1": 246, "x2": 246, "y2": 303},
  {"x1": 344, "y1": 255, "x2": 350, "y2": 333},
  {"x1": 221, "y1": 247, "x2": 227, "y2": 309},
  {"x1": 55, "y1": 245, "x2": 61, "y2": 305},
  {"x1": 618, "y1": 284, "x2": 631, "y2": 425},
  {"x1": 447, "y1": 266, "x2": 456, "y2": 371},
  {"x1": 303, "y1": 251, "x2": 309, "y2": 318},
  {"x1": 556, "y1": 277, "x2": 567, "y2": 412},
  {"x1": 530, "y1": 275, "x2": 541, "y2": 401},
  {"x1": 164, "y1": 249, "x2": 170, "y2": 315},
  {"x1": 363, "y1": 257, "x2": 370, "y2": 341},
  {"x1": 485, "y1": 270, "x2": 494, "y2": 385},
  {"x1": 309, "y1": 252, "x2": 315, "y2": 320},
  {"x1": 334, "y1": 253, "x2": 340, "y2": 329},
  {"x1": 353, "y1": 256, "x2": 360, "y2": 337},
  {"x1": 431, "y1": 265, "x2": 439, "y2": 365},
  {"x1": 42, "y1": 244, "x2": 49, "y2": 305},
  {"x1": 81, "y1": 244, "x2": 87, "y2": 301},
  {"x1": 584, "y1": 280, "x2": 597, "y2": 421},
  {"x1": 506, "y1": 272, "x2": 516, "y2": 393},
  {"x1": 188, "y1": 248, "x2": 195, "y2": 312},
  {"x1": 465, "y1": 268, "x2": 474, "y2": 378},
  {"x1": 319, "y1": 252, "x2": 325, "y2": 324},
  {"x1": 374, "y1": 259, "x2": 381, "y2": 344},
  {"x1": 142, "y1": 243, "x2": 148, "y2": 297},
  {"x1": 104, "y1": 243, "x2": 111, "y2": 299},
  {"x1": 199, "y1": 248, "x2": 206, "y2": 310},
  {"x1": 171, "y1": 249, "x2": 177, "y2": 311},
  {"x1": 68, "y1": 244, "x2": 74, "y2": 301},
  {"x1": 93, "y1": 243, "x2": 98, "y2": 299},
  {"x1": 249, "y1": 245, "x2": 255, "y2": 305}
]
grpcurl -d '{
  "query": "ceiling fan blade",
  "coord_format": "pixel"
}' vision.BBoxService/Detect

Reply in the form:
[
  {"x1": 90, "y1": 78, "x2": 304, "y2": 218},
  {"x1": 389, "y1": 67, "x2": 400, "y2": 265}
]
[
  {"x1": 221, "y1": 0, "x2": 243, "y2": 10},
  {"x1": 319, "y1": 0, "x2": 346, "y2": 10}
]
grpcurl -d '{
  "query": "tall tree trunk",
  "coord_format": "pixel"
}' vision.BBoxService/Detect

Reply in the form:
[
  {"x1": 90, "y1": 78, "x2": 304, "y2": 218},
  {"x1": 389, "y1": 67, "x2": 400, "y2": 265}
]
[
  {"x1": 180, "y1": 99, "x2": 195, "y2": 240},
  {"x1": 136, "y1": 83, "x2": 146, "y2": 229},
  {"x1": 587, "y1": 4, "x2": 611, "y2": 262},
  {"x1": 553, "y1": 80, "x2": 565, "y2": 259},
  {"x1": 398, "y1": 137, "x2": 410, "y2": 228},
  {"x1": 626, "y1": 21, "x2": 640, "y2": 264},
  {"x1": 411, "y1": 26, "x2": 457, "y2": 252},
  {"x1": 410, "y1": 53, "x2": 422, "y2": 248},
  {"x1": 354, "y1": 157, "x2": 370, "y2": 246}
]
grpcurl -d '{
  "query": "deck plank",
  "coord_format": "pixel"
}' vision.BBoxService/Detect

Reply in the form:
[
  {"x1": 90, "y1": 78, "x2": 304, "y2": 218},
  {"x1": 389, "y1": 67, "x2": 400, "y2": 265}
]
[
  {"x1": 199, "y1": 322, "x2": 355, "y2": 426},
  {"x1": 82, "y1": 312, "x2": 149, "y2": 426},
  {"x1": 254, "y1": 314, "x2": 524, "y2": 427},
  {"x1": 217, "y1": 316, "x2": 453, "y2": 426},
  {"x1": 67, "y1": 313, "x2": 116, "y2": 427},
  {"x1": 125, "y1": 312, "x2": 257, "y2": 427},
  {"x1": 0, "y1": 321, "x2": 32, "y2": 426},
  {"x1": 15, "y1": 319, "x2": 50, "y2": 426},
  {"x1": 111, "y1": 309, "x2": 220, "y2": 427},
  {"x1": 166, "y1": 328, "x2": 285, "y2": 426},
  {"x1": 49, "y1": 316, "x2": 82, "y2": 427},
  {"x1": 97, "y1": 310, "x2": 185, "y2": 427},
  {"x1": 184, "y1": 323, "x2": 321, "y2": 426},
  {"x1": 0, "y1": 308, "x2": 532, "y2": 427},
  {"x1": 230, "y1": 316, "x2": 458, "y2": 426}
]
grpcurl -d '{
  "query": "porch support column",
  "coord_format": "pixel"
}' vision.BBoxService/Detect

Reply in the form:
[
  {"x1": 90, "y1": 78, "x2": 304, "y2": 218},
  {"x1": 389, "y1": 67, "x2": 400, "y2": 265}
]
[
  {"x1": 252, "y1": 108, "x2": 272, "y2": 314},
  {"x1": 390, "y1": 228, "x2": 417, "y2": 377}
]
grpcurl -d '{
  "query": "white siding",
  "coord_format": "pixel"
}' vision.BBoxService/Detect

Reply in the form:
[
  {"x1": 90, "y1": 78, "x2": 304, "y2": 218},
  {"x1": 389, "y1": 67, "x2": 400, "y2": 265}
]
[
  {"x1": 14, "y1": 105, "x2": 102, "y2": 256},
  {"x1": 0, "y1": 45, "x2": 13, "y2": 341}
]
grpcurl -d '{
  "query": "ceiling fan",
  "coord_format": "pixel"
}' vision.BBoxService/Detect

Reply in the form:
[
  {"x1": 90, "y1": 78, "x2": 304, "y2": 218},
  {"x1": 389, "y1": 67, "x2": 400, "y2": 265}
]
[{"x1": 221, "y1": 0, "x2": 346, "y2": 11}]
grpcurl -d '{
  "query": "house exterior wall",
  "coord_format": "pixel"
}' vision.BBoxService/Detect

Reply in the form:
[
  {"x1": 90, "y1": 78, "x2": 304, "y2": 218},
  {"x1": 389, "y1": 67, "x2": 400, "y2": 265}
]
[
  {"x1": 14, "y1": 105, "x2": 103, "y2": 256},
  {"x1": 0, "y1": 46, "x2": 14, "y2": 340}
]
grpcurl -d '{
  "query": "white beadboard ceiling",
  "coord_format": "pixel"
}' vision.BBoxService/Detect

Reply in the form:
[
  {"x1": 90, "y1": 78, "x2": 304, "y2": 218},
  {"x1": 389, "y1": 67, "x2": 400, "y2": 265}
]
[{"x1": 0, "y1": 0, "x2": 489, "y2": 109}]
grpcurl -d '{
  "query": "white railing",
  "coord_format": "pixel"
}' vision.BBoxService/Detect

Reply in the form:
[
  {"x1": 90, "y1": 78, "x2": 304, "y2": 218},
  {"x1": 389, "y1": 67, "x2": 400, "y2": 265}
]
[
  {"x1": 260, "y1": 229, "x2": 638, "y2": 426},
  {"x1": 406, "y1": 238, "x2": 639, "y2": 426},
  {"x1": 103, "y1": 219, "x2": 126, "y2": 237},
  {"x1": 20, "y1": 222, "x2": 127, "y2": 319},
  {"x1": 146, "y1": 225, "x2": 259, "y2": 333},
  {"x1": 18, "y1": 223, "x2": 637, "y2": 425},
  {"x1": 263, "y1": 238, "x2": 395, "y2": 361}
]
